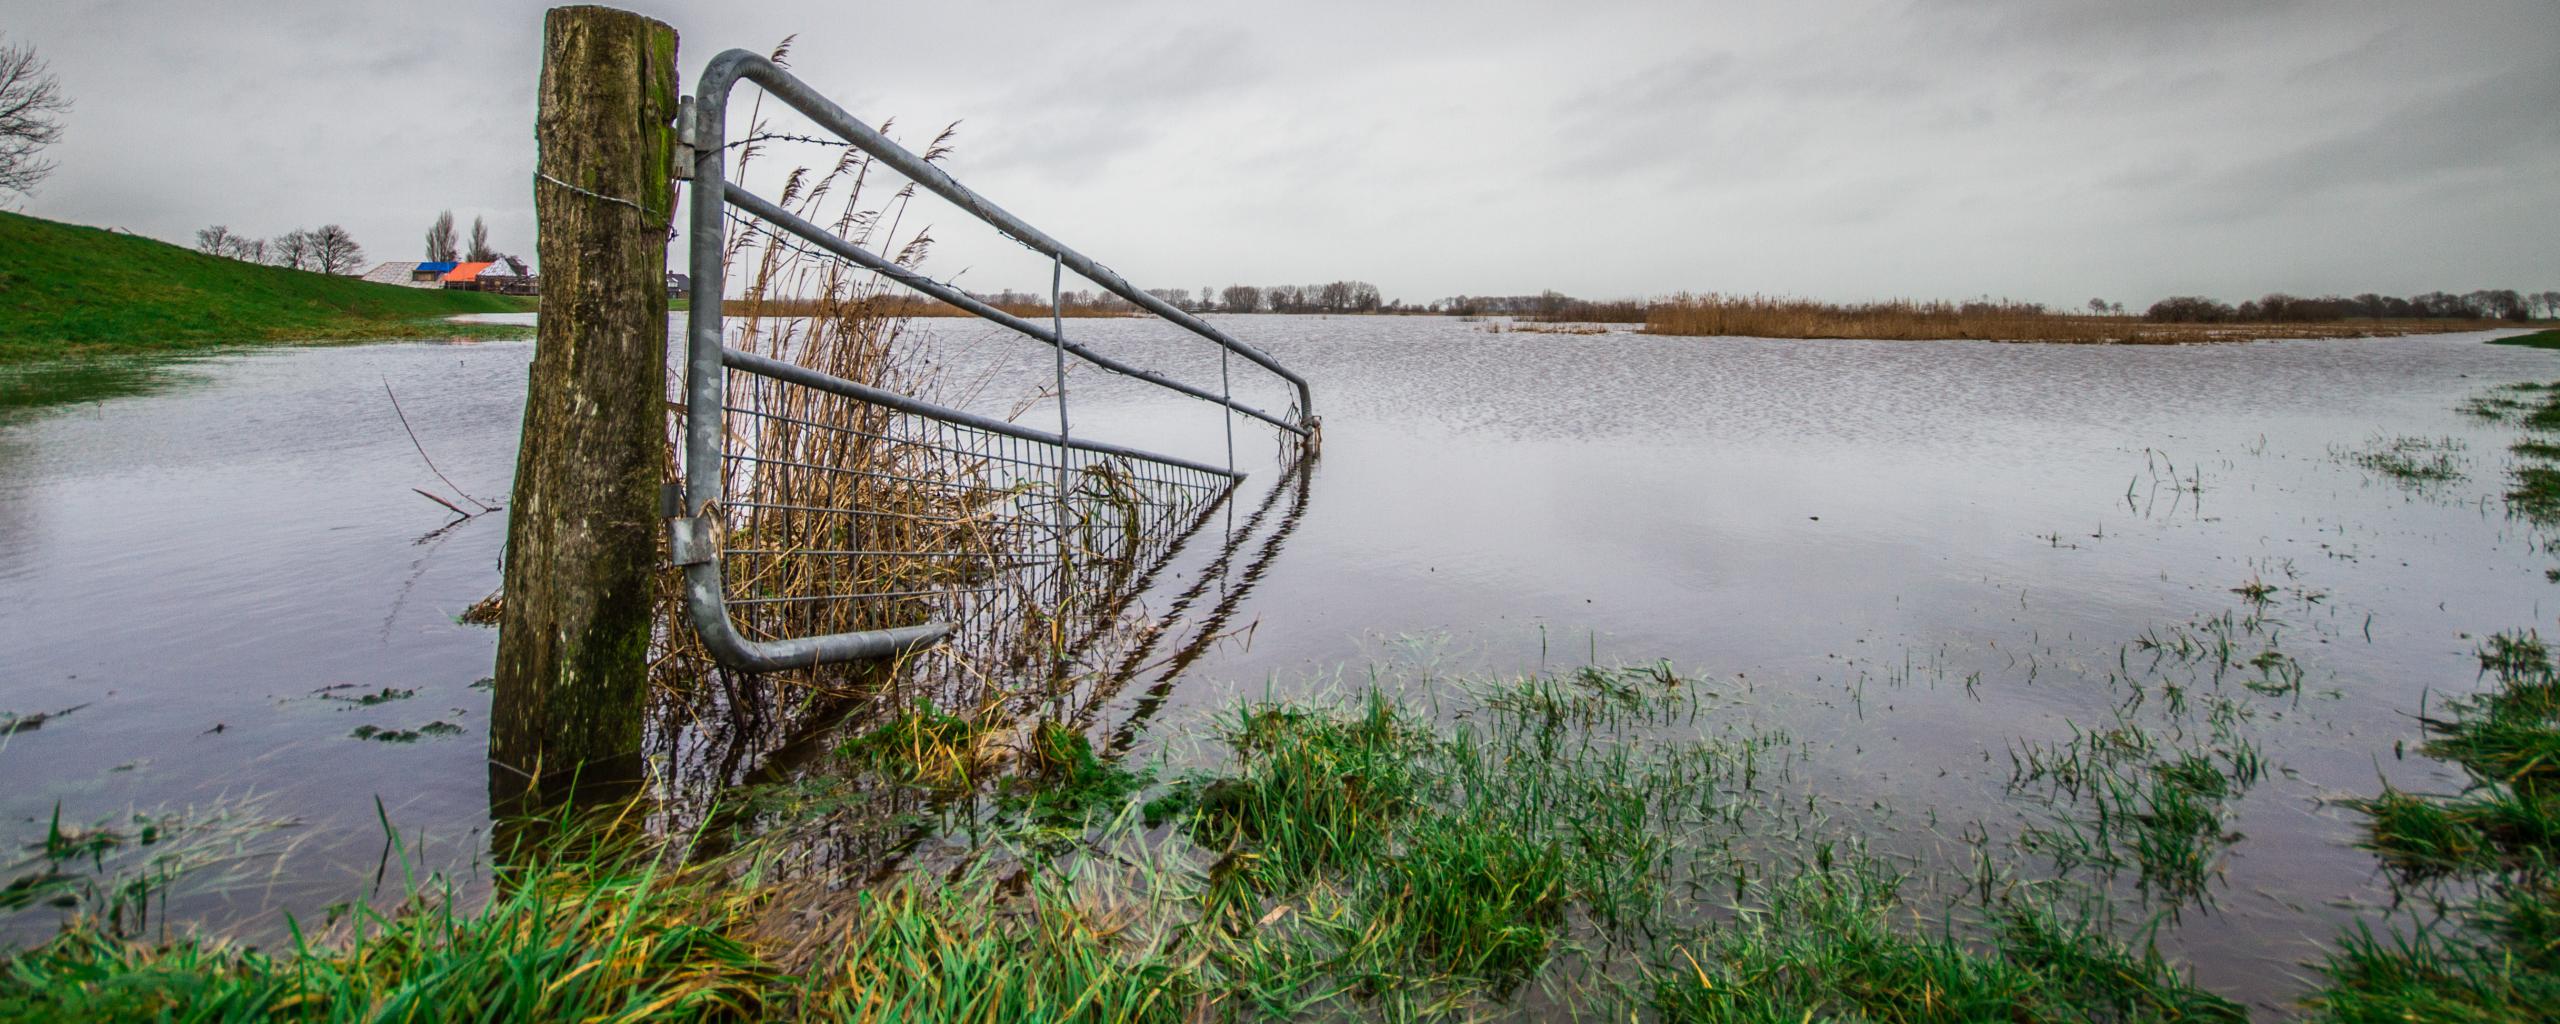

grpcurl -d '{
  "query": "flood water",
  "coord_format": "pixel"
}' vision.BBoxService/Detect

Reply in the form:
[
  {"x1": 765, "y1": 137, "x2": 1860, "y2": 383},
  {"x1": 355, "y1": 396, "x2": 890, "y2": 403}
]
[{"x1": 2, "y1": 315, "x2": 2553, "y2": 1012}]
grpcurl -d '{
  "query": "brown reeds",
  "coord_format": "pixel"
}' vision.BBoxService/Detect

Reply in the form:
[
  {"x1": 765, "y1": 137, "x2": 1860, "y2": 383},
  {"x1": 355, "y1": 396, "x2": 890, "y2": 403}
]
[
  {"x1": 650, "y1": 109, "x2": 1031, "y2": 698},
  {"x1": 1642, "y1": 293, "x2": 2508, "y2": 343}
]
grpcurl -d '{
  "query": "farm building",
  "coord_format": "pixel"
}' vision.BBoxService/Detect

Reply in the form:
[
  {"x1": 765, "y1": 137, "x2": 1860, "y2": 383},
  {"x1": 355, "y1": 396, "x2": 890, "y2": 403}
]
[
  {"x1": 357, "y1": 261, "x2": 452, "y2": 288},
  {"x1": 442, "y1": 261, "x2": 494, "y2": 288},
  {"x1": 358, "y1": 258, "x2": 537, "y2": 293},
  {"x1": 474, "y1": 258, "x2": 536, "y2": 294}
]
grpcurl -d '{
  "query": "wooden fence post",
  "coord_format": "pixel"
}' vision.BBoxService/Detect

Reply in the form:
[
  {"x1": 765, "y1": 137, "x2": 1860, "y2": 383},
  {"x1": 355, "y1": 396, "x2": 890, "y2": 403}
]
[{"x1": 491, "y1": 5, "x2": 678, "y2": 806}]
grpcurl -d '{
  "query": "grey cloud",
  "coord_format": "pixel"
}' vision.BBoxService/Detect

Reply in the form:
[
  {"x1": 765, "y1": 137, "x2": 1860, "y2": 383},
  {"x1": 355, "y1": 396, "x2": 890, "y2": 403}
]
[
  {"x1": 5, "y1": 0, "x2": 2552, "y2": 304},
  {"x1": 2197, "y1": 58, "x2": 2560, "y2": 220}
]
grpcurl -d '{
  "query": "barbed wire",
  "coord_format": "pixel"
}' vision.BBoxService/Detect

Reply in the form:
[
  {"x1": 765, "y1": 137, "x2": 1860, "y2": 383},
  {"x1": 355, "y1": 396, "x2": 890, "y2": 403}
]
[{"x1": 720, "y1": 131, "x2": 854, "y2": 151}]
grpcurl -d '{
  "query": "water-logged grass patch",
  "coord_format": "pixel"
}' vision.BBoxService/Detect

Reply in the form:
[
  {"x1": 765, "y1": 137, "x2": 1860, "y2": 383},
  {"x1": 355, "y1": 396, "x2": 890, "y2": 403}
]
[
  {"x1": 836, "y1": 702, "x2": 999, "y2": 789},
  {"x1": 349, "y1": 721, "x2": 461, "y2": 743},
  {"x1": 2513, "y1": 437, "x2": 2560, "y2": 460},
  {"x1": 2507, "y1": 466, "x2": 2560, "y2": 524},
  {"x1": 315, "y1": 685, "x2": 415, "y2": 707},
  {"x1": 11, "y1": 642, "x2": 2549, "y2": 1021},
  {"x1": 0, "y1": 358, "x2": 197, "y2": 418},
  {"x1": 2313, "y1": 630, "x2": 2560, "y2": 1021},
  {"x1": 2339, "y1": 435, "x2": 2466, "y2": 488},
  {"x1": 1654, "y1": 864, "x2": 2244, "y2": 1023},
  {"x1": 1174, "y1": 691, "x2": 1425, "y2": 893},
  {"x1": 2452, "y1": 380, "x2": 2560, "y2": 525},
  {"x1": 2459, "y1": 395, "x2": 2529, "y2": 421}
]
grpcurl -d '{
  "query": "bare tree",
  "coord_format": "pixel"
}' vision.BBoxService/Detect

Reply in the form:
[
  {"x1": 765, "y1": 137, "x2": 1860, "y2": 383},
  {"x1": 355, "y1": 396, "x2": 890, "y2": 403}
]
[
  {"x1": 1221, "y1": 284, "x2": 1262, "y2": 313},
  {"x1": 467, "y1": 215, "x2": 495, "y2": 262},
  {"x1": 271, "y1": 229, "x2": 314, "y2": 271},
  {"x1": 425, "y1": 210, "x2": 459, "y2": 262},
  {"x1": 223, "y1": 236, "x2": 265, "y2": 263},
  {"x1": 312, "y1": 224, "x2": 366, "y2": 274},
  {"x1": 194, "y1": 224, "x2": 237, "y2": 256},
  {"x1": 0, "y1": 37, "x2": 67, "y2": 196}
]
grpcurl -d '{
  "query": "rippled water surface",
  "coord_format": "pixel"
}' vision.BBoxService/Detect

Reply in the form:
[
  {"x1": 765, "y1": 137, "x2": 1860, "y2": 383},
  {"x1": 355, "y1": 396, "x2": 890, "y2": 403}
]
[{"x1": 3, "y1": 315, "x2": 2553, "y2": 1010}]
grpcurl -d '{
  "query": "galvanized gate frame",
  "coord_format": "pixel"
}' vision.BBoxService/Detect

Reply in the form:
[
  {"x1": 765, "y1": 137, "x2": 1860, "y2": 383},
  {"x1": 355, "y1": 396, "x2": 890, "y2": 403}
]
[{"x1": 671, "y1": 48, "x2": 1316, "y2": 673}]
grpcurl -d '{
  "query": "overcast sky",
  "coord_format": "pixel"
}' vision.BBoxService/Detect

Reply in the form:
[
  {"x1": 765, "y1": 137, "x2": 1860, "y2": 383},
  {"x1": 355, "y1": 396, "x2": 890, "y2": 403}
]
[{"x1": 10, "y1": 0, "x2": 2556, "y2": 306}]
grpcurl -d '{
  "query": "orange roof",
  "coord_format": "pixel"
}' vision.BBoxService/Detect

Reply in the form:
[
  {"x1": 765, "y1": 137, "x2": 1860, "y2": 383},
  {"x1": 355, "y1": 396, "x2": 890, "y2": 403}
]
[{"x1": 443, "y1": 261, "x2": 494, "y2": 282}]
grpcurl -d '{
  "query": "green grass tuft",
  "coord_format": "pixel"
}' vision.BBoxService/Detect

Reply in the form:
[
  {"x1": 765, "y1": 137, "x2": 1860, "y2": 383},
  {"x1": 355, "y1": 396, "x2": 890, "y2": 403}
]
[{"x1": 1654, "y1": 863, "x2": 2244, "y2": 1023}]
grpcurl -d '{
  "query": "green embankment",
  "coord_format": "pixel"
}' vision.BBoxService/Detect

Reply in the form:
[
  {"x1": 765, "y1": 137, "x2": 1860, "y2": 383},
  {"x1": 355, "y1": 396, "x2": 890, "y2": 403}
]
[
  {"x1": 0, "y1": 210, "x2": 531, "y2": 363},
  {"x1": 2490, "y1": 328, "x2": 2560, "y2": 350}
]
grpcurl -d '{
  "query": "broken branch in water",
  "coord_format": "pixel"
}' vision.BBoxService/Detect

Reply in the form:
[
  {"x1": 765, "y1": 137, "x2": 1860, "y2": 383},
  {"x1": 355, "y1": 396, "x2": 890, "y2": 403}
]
[
  {"x1": 412, "y1": 487, "x2": 470, "y2": 518},
  {"x1": 384, "y1": 377, "x2": 501, "y2": 516}
]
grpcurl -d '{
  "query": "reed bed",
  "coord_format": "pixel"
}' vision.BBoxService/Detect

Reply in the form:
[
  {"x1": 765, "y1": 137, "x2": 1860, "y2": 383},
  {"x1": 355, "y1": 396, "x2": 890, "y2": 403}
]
[{"x1": 1643, "y1": 293, "x2": 2508, "y2": 343}]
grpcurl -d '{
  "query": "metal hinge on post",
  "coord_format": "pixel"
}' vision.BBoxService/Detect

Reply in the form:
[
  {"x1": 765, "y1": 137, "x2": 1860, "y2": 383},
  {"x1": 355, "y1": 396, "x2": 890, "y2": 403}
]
[
  {"x1": 667, "y1": 514, "x2": 714, "y2": 567},
  {"x1": 671, "y1": 95, "x2": 696, "y2": 181},
  {"x1": 663, "y1": 482, "x2": 714, "y2": 567}
]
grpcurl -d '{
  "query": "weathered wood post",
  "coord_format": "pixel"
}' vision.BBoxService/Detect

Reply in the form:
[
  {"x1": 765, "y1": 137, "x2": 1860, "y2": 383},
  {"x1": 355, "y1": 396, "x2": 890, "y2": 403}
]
[{"x1": 491, "y1": 5, "x2": 678, "y2": 808}]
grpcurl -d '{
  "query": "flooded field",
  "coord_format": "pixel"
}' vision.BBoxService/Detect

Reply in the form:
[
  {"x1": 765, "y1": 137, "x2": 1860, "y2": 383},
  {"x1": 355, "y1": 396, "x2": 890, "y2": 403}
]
[{"x1": 2, "y1": 315, "x2": 2553, "y2": 1013}]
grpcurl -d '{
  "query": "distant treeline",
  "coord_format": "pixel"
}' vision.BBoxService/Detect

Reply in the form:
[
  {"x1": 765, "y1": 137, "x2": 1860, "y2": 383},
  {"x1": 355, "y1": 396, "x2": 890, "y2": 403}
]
[
  {"x1": 1455, "y1": 289, "x2": 2560, "y2": 325},
  {"x1": 2145, "y1": 290, "x2": 2554, "y2": 323},
  {"x1": 1640, "y1": 292, "x2": 2547, "y2": 343}
]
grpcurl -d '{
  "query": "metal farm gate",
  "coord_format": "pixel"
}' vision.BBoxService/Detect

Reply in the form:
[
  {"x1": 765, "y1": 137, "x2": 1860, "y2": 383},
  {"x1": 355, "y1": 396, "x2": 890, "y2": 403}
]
[{"x1": 666, "y1": 49, "x2": 1315, "y2": 673}]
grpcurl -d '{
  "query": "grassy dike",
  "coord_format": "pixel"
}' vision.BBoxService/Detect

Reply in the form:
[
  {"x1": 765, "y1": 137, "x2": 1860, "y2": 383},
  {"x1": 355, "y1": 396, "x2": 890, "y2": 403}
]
[{"x1": 0, "y1": 211, "x2": 529, "y2": 364}]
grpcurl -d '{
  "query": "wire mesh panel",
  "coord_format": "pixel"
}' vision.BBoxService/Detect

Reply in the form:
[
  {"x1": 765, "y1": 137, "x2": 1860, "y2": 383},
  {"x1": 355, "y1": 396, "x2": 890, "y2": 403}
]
[{"x1": 709, "y1": 365, "x2": 1233, "y2": 664}]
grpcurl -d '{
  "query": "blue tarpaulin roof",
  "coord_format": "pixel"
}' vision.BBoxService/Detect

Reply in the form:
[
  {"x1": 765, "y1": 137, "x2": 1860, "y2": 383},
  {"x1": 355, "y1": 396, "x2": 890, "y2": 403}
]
[{"x1": 417, "y1": 261, "x2": 458, "y2": 273}]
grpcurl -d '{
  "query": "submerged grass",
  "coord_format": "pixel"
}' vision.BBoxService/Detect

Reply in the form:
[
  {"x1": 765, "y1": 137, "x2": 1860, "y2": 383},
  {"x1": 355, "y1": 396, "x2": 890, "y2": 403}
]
[
  {"x1": 2454, "y1": 376, "x2": 2560, "y2": 526},
  {"x1": 2313, "y1": 631, "x2": 2560, "y2": 1021},
  {"x1": 0, "y1": 667, "x2": 2244, "y2": 1022},
  {"x1": 2340, "y1": 435, "x2": 2467, "y2": 488},
  {"x1": 1654, "y1": 866, "x2": 2243, "y2": 1023},
  {"x1": 18, "y1": 640, "x2": 2552, "y2": 1020}
]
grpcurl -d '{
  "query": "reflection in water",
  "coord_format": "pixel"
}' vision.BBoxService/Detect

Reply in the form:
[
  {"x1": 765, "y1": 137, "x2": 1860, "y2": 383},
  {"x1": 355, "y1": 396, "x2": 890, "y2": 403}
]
[
  {"x1": 1095, "y1": 450, "x2": 1316, "y2": 756},
  {"x1": 634, "y1": 433, "x2": 1314, "y2": 879}
]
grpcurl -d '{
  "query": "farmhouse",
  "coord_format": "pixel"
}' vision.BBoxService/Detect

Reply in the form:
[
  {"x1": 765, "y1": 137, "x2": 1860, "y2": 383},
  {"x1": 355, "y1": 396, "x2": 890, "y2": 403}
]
[{"x1": 352, "y1": 258, "x2": 536, "y2": 293}]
